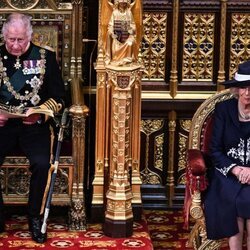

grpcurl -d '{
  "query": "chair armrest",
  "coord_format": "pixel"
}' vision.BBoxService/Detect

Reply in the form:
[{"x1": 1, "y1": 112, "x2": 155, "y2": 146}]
[
  {"x1": 186, "y1": 148, "x2": 209, "y2": 193},
  {"x1": 184, "y1": 149, "x2": 209, "y2": 228},
  {"x1": 187, "y1": 149, "x2": 207, "y2": 177}
]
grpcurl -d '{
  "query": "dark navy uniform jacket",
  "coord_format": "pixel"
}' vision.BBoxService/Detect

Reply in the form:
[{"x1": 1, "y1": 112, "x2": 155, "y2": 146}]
[
  {"x1": 0, "y1": 42, "x2": 65, "y2": 217},
  {"x1": 205, "y1": 98, "x2": 250, "y2": 239},
  {"x1": 0, "y1": 42, "x2": 65, "y2": 108}
]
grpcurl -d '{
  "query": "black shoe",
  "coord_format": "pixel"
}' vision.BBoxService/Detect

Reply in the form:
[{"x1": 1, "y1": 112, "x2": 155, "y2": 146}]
[
  {"x1": 0, "y1": 219, "x2": 4, "y2": 233},
  {"x1": 0, "y1": 211, "x2": 5, "y2": 233},
  {"x1": 29, "y1": 216, "x2": 47, "y2": 243}
]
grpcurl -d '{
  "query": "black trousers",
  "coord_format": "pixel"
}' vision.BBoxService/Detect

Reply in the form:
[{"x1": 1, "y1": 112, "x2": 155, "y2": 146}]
[{"x1": 0, "y1": 119, "x2": 51, "y2": 217}]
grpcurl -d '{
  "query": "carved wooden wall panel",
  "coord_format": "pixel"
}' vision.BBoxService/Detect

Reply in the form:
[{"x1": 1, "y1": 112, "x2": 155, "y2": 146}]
[
  {"x1": 140, "y1": 119, "x2": 166, "y2": 185},
  {"x1": 177, "y1": 119, "x2": 191, "y2": 185},
  {"x1": 182, "y1": 13, "x2": 215, "y2": 81},
  {"x1": 142, "y1": 12, "x2": 167, "y2": 81},
  {"x1": 229, "y1": 13, "x2": 250, "y2": 78}
]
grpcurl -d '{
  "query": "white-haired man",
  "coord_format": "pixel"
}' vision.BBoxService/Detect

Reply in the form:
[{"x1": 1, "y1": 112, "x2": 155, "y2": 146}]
[{"x1": 0, "y1": 13, "x2": 65, "y2": 243}]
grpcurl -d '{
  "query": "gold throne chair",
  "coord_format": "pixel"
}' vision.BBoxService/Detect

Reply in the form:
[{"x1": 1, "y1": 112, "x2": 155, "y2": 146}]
[
  {"x1": 184, "y1": 89, "x2": 234, "y2": 250},
  {"x1": 0, "y1": 0, "x2": 88, "y2": 230}
]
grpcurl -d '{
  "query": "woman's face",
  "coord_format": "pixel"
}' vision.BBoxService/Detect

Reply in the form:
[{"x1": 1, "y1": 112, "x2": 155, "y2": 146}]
[{"x1": 239, "y1": 87, "x2": 250, "y2": 106}]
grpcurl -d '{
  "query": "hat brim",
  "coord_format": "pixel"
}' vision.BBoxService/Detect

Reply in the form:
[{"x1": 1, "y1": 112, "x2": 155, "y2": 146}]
[{"x1": 221, "y1": 79, "x2": 250, "y2": 88}]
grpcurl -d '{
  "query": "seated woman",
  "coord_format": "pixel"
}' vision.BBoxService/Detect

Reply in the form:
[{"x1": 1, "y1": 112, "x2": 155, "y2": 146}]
[{"x1": 205, "y1": 60, "x2": 250, "y2": 249}]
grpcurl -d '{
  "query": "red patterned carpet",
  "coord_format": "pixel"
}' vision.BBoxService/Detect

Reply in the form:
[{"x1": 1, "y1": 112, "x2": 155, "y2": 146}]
[
  {"x1": 0, "y1": 209, "x2": 153, "y2": 249},
  {"x1": 2, "y1": 208, "x2": 249, "y2": 249},
  {"x1": 145, "y1": 209, "x2": 248, "y2": 250},
  {"x1": 144, "y1": 209, "x2": 190, "y2": 249}
]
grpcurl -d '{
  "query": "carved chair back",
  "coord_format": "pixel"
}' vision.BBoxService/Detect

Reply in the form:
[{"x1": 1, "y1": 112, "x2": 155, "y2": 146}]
[
  {"x1": 188, "y1": 89, "x2": 234, "y2": 152},
  {"x1": 0, "y1": 10, "x2": 71, "y2": 201}
]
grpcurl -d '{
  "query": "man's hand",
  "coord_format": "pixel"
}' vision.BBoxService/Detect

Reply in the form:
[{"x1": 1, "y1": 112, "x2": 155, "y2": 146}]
[
  {"x1": 22, "y1": 114, "x2": 41, "y2": 125},
  {"x1": 0, "y1": 114, "x2": 8, "y2": 127}
]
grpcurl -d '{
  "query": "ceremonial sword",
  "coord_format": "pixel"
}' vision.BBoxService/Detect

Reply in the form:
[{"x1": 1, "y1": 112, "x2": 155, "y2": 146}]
[{"x1": 40, "y1": 108, "x2": 69, "y2": 234}]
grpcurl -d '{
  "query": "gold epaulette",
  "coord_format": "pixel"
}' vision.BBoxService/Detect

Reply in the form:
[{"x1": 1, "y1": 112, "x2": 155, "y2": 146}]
[{"x1": 39, "y1": 98, "x2": 62, "y2": 121}]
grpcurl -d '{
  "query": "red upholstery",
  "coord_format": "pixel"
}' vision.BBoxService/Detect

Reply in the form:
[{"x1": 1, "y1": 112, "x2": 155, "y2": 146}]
[
  {"x1": 187, "y1": 149, "x2": 206, "y2": 176},
  {"x1": 201, "y1": 114, "x2": 214, "y2": 154}
]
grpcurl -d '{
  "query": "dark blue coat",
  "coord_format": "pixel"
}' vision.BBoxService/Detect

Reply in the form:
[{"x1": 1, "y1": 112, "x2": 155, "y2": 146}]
[{"x1": 204, "y1": 98, "x2": 250, "y2": 239}]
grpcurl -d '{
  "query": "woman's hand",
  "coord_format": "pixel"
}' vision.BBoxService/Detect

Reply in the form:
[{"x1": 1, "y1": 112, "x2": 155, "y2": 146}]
[
  {"x1": 235, "y1": 166, "x2": 250, "y2": 184},
  {"x1": 231, "y1": 166, "x2": 243, "y2": 178}
]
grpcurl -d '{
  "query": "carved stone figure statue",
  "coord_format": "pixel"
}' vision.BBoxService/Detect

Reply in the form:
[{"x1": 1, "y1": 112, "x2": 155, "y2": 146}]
[{"x1": 101, "y1": 0, "x2": 142, "y2": 66}]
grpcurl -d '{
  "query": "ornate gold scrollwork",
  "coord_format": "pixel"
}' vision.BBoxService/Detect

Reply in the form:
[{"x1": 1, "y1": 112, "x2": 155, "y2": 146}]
[
  {"x1": 178, "y1": 119, "x2": 191, "y2": 185},
  {"x1": 154, "y1": 134, "x2": 164, "y2": 171},
  {"x1": 8, "y1": 168, "x2": 30, "y2": 195},
  {"x1": 140, "y1": 119, "x2": 164, "y2": 184},
  {"x1": 178, "y1": 133, "x2": 188, "y2": 181},
  {"x1": 6, "y1": 0, "x2": 39, "y2": 10},
  {"x1": 188, "y1": 191, "x2": 222, "y2": 250}
]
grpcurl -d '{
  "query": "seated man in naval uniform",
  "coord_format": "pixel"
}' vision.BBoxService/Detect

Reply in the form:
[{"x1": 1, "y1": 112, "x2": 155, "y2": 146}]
[{"x1": 0, "y1": 13, "x2": 65, "y2": 243}]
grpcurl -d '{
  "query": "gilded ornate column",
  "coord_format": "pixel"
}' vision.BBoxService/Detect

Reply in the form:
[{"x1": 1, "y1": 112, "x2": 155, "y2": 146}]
[
  {"x1": 167, "y1": 111, "x2": 176, "y2": 206},
  {"x1": 217, "y1": 0, "x2": 228, "y2": 91},
  {"x1": 130, "y1": 63, "x2": 142, "y2": 220},
  {"x1": 103, "y1": 65, "x2": 141, "y2": 237},
  {"x1": 91, "y1": 0, "x2": 107, "y2": 221},
  {"x1": 68, "y1": 0, "x2": 89, "y2": 230},
  {"x1": 92, "y1": 56, "x2": 108, "y2": 220},
  {"x1": 94, "y1": 0, "x2": 143, "y2": 234},
  {"x1": 170, "y1": 0, "x2": 179, "y2": 97}
]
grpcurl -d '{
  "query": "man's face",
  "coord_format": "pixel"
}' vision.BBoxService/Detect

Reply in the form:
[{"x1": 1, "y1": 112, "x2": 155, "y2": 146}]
[{"x1": 4, "y1": 24, "x2": 30, "y2": 56}]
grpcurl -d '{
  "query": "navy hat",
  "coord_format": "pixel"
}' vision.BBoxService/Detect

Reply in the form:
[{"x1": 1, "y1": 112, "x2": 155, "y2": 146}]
[{"x1": 222, "y1": 60, "x2": 250, "y2": 88}]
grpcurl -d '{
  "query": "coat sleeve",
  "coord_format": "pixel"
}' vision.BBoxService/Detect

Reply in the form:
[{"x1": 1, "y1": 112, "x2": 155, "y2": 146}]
[
  {"x1": 40, "y1": 50, "x2": 66, "y2": 115},
  {"x1": 209, "y1": 102, "x2": 237, "y2": 176}
]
